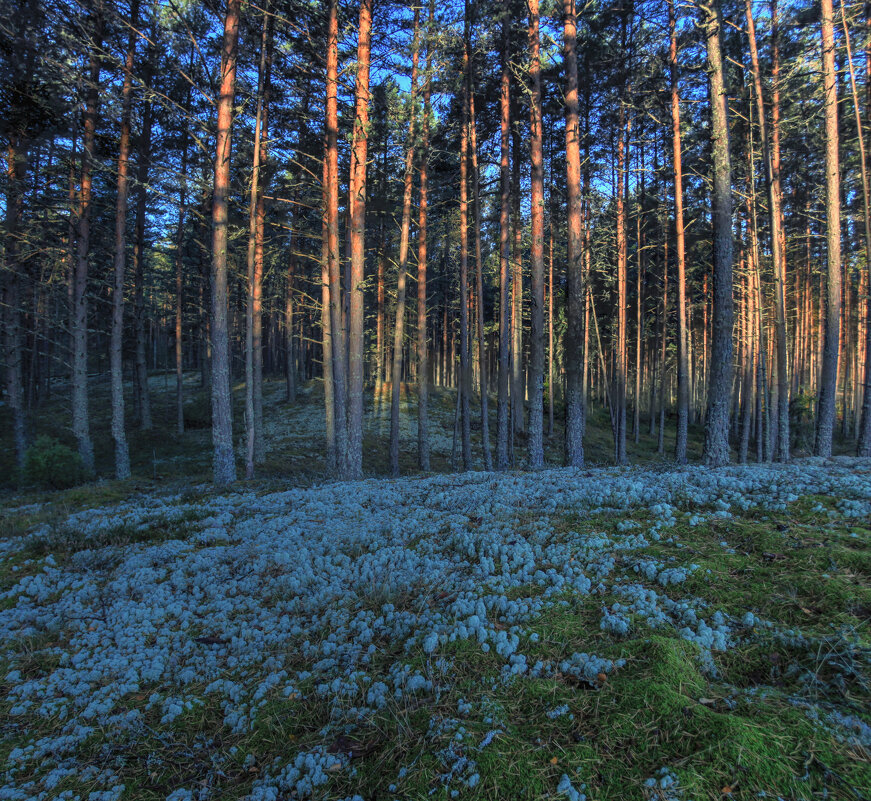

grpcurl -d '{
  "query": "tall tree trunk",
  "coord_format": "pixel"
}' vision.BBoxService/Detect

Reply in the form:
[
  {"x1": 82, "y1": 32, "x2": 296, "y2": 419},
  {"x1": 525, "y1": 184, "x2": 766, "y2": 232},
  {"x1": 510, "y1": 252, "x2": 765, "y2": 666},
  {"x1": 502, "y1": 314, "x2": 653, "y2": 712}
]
[
  {"x1": 745, "y1": 0, "x2": 789, "y2": 461},
  {"x1": 2, "y1": 0, "x2": 38, "y2": 468},
  {"x1": 511, "y1": 92, "x2": 524, "y2": 440},
  {"x1": 527, "y1": 0, "x2": 545, "y2": 469},
  {"x1": 668, "y1": 0, "x2": 689, "y2": 463},
  {"x1": 197, "y1": 189, "x2": 211, "y2": 391},
  {"x1": 210, "y1": 0, "x2": 242, "y2": 486},
  {"x1": 563, "y1": 0, "x2": 584, "y2": 466},
  {"x1": 739, "y1": 266, "x2": 754, "y2": 463},
  {"x1": 548, "y1": 212, "x2": 555, "y2": 438},
  {"x1": 581, "y1": 105, "x2": 591, "y2": 442},
  {"x1": 459, "y1": 10, "x2": 474, "y2": 469},
  {"x1": 634, "y1": 133, "x2": 645, "y2": 445},
  {"x1": 4, "y1": 140, "x2": 28, "y2": 468},
  {"x1": 253, "y1": 16, "x2": 272, "y2": 467},
  {"x1": 285, "y1": 200, "x2": 297, "y2": 403},
  {"x1": 747, "y1": 152, "x2": 772, "y2": 462},
  {"x1": 109, "y1": 0, "x2": 140, "y2": 480},
  {"x1": 325, "y1": 0, "x2": 348, "y2": 474},
  {"x1": 852, "y1": 4, "x2": 871, "y2": 454},
  {"x1": 770, "y1": 0, "x2": 789, "y2": 452},
  {"x1": 390, "y1": 7, "x2": 420, "y2": 476},
  {"x1": 132, "y1": 53, "x2": 153, "y2": 431},
  {"x1": 417, "y1": 0, "x2": 433, "y2": 471},
  {"x1": 467, "y1": 16, "x2": 492, "y2": 471},
  {"x1": 658, "y1": 240, "x2": 669, "y2": 455},
  {"x1": 375, "y1": 235, "x2": 386, "y2": 399},
  {"x1": 71, "y1": 5, "x2": 103, "y2": 473},
  {"x1": 496, "y1": 8, "x2": 512, "y2": 469},
  {"x1": 815, "y1": 0, "x2": 842, "y2": 457},
  {"x1": 66, "y1": 96, "x2": 80, "y2": 405},
  {"x1": 615, "y1": 106, "x2": 628, "y2": 465},
  {"x1": 245, "y1": 7, "x2": 271, "y2": 479},
  {"x1": 321, "y1": 139, "x2": 336, "y2": 472},
  {"x1": 348, "y1": 0, "x2": 373, "y2": 479},
  {"x1": 5, "y1": 153, "x2": 30, "y2": 464},
  {"x1": 701, "y1": 0, "x2": 734, "y2": 467},
  {"x1": 175, "y1": 67, "x2": 191, "y2": 437},
  {"x1": 754, "y1": 263, "x2": 766, "y2": 462}
]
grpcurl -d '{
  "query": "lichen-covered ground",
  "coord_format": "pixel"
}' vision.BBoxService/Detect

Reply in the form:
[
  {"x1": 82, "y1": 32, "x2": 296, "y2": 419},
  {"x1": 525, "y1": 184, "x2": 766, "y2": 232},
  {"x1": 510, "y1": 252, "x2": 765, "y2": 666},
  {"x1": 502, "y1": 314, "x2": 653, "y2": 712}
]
[{"x1": 1, "y1": 458, "x2": 869, "y2": 800}]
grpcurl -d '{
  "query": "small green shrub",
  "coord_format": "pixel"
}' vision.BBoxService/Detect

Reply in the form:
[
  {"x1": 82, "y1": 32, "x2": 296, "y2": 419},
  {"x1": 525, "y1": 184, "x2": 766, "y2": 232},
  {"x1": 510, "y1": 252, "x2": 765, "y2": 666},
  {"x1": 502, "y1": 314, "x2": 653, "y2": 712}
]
[{"x1": 23, "y1": 436, "x2": 88, "y2": 489}]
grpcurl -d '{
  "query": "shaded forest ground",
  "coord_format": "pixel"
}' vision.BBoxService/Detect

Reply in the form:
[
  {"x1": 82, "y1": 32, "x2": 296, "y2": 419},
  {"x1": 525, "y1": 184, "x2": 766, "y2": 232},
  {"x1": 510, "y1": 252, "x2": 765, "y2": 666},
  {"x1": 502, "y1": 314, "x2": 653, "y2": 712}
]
[{"x1": 0, "y1": 368, "x2": 846, "y2": 501}]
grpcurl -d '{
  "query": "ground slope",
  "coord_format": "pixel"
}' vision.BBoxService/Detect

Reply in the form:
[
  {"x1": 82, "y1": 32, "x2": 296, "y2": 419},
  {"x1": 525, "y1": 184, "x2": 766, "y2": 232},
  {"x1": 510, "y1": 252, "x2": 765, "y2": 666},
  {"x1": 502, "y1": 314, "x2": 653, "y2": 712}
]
[{"x1": 1, "y1": 459, "x2": 870, "y2": 800}]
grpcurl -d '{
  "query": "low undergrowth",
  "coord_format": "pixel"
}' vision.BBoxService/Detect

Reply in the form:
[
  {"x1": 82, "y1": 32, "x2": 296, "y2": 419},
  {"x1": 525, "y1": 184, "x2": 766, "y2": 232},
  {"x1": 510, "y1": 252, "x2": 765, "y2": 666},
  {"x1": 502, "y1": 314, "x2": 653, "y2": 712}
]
[{"x1": 0, "y1": 461, "x2": 869, "y2": 800}]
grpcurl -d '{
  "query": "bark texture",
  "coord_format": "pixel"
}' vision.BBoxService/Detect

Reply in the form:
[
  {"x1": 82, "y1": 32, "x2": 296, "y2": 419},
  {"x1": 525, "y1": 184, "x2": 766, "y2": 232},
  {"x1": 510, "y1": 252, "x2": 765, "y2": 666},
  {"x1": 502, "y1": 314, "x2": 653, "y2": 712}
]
[
  {"x1": 701, "y1": 0, "x2": 735, "y2": 467},
  {"x1": 210, "y1": 0, "x2": 242, "y2": 486},
  {"x1": 527, "y1": 0, "x2": 545, "y2": 469},
  {"x1": 815, "y1": 0, "x2": 841, "y2": 458}
]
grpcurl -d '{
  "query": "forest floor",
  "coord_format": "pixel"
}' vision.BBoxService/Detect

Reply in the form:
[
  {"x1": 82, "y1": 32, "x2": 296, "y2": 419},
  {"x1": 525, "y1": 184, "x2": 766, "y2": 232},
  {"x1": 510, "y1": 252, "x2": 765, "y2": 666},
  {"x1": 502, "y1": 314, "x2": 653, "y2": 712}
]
[
  {"x1": 0, "y1": 376, "x2": 869, "y2": 800},
  {"x1": 1, "y1": 370, "x2": 710, "y2": 492}
]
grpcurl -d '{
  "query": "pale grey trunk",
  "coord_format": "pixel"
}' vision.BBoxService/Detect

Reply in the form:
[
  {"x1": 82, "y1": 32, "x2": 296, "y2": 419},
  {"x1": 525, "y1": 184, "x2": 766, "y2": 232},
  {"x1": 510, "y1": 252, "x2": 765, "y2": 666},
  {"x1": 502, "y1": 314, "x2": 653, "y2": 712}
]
[{"x1": 701, "y1": 0, "x2": 734, "y2": 467}]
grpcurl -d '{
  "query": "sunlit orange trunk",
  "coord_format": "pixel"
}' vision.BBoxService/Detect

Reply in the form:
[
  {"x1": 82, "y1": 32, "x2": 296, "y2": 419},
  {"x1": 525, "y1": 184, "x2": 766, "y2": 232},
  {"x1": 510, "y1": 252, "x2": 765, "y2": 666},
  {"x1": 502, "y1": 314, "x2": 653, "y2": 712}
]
[
  {"x1": 563, "y1": 0, "x2": 584, "y2": 466},
  {"x1": 347, "y1": 0, "x2": 373, "y2": 478},
  {"x1": 496, "y1": 9, "x2": 512, "y2": 468},
  {"x1": 417, "y1": 0, "x2": 433, "y2": 470},
  {"x1": 615, "y1": 106, "x2": 628, "y2": 465},
  {"x1": 210, "y1": 0, "x2": 242, "y2": 485},
  {"x1": 815, "y1": 0, "x2": 842, "y2": 456}
]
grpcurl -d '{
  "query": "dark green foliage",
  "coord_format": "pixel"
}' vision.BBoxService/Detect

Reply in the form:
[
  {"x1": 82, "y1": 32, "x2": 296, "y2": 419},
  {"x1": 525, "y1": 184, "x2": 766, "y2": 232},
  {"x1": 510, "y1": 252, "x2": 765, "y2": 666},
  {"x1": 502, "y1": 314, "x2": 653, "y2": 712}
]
[{"x1": 22, "y1": 436, "x2": 89, "y2": 489}]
